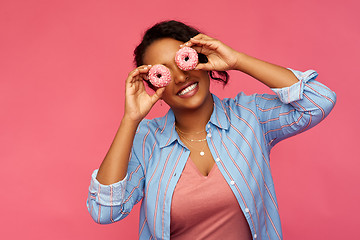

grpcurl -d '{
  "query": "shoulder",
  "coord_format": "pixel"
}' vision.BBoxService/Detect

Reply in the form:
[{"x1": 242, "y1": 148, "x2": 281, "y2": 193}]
[
  {"x1": 214, "y1": 92, "x2": 281, "y2": 123},
  {"x1": 209, "y1": 92, "x2": 259, "y2": 127},
  {"x1": 227, "y1": 92, "x2": 282, "y2": 110},
  {"x1": 134, "y1": 116, "x2": 165, "y2": 141},
  {"x1": 218, "y1": 92, "x2": 259, "y2": 114}
]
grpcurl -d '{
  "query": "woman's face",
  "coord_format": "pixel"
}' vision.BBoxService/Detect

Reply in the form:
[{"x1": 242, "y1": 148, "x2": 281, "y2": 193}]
[{"x1": 143, "y1": 38, "x2": 212, "y2": 113}]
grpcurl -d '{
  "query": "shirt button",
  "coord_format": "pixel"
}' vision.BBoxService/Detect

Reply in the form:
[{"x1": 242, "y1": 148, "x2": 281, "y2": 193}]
[
  {"x1": 207, "y1": 124, "x2": 210, "y2": 129},
  {"x1": 207, "y1": 133, "x2": 212, "y2": 138},
  {"x1": 230, "y1": 180, "x2": 235, "y2": 185},
  {"x1": 215, "y1": 158, "x2": 220, "y2": 162},
  {"x1": 245, "y1": 208, "x2": 250, "y2": 213},
  {"x1": 254, "y1": 234, "x2": 257, "y2": 238}
]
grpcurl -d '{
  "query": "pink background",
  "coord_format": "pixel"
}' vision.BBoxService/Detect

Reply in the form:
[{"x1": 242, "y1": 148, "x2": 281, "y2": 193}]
[{"x1": 1, "y1": 0, "x2": 358, "y2": 239}]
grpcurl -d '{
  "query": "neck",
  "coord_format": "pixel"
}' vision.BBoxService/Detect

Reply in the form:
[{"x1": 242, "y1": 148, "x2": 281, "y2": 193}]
[{"x1": 173, "y1": 93, "x2": 214, "y2": 133}]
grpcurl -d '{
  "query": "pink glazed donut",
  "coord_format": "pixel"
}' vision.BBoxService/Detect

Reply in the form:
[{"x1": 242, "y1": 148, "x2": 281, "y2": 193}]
[
  {"x1": 148, "y1": 64, "x2": 171, "y2": 88},
  {"x1": 175, "y1": 47, "x2": 198, "y2": 71}
]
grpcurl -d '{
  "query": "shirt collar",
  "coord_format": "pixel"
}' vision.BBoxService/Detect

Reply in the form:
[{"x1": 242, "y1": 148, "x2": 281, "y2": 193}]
[
  {"x1": 157, "y1": 93, "x2": 230, "y2": 148},
  {"x1": 209, "y1": 93, "x2": 230, "y2": 131},
  {"x1": 157, "y1": 109, "x2": 178, "y2": 149}
]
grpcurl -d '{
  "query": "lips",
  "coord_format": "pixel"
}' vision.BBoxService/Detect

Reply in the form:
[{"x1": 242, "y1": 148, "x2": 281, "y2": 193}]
[{"x1": 177, "y1": 82, "x2": 198, "y2": 96}]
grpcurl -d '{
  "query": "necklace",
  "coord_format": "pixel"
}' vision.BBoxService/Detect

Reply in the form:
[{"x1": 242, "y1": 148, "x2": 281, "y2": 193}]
[
  {"x1": 175, "y1": 125, "x2": 208, "y2": 156},
  {"x1": 178, "y1": 133, "x2": 207, "y2": 156},
  {"x1": 177, "y1": 131, "x2": 207, "y2": 142},
  {"x1": 175, "y1": 125, "x2": 206, "y2": 135}
]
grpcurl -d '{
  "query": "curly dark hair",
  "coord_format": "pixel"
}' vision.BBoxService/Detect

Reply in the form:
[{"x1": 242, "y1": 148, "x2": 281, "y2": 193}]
[{"x1": 133, "y1": 20, "x2": 229, "y2": 89}]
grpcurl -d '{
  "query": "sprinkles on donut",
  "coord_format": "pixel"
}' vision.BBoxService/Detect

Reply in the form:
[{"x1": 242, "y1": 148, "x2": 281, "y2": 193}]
[
  {"x1": 147, "y1": 64, "x2": 171, "y2": 88},
  {"x1": 175, "y1": 46, "x2": 198, "y2": 71}
]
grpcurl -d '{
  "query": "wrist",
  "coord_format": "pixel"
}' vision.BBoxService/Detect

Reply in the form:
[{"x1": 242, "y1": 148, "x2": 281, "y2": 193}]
[
  {"x1": 121, "y1": 114, "x2": 141, "y2": 130},
  {"x1": 234, "y1": 52, "x2": 247, "y2": 71}
]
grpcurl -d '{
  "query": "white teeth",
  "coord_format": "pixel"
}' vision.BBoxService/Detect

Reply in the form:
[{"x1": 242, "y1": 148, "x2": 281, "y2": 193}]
[{"x1": 178, "y1": 83, "x2": 198, "y2": 96}]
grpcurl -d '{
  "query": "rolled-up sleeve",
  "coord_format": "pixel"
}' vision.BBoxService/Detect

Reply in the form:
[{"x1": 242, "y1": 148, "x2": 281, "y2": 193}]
[
  {"x1": 88, "y1": 169, "x2": 127, "y2": 206},
  {"x1": 86, "y1": 170, "x2": 128, "y2": 224},
  {"x1": 271, "y1": 69, "x2": 319, "y2": 104},
  {"x1": 256, "y1": 68, "x2": 336, "y2": 149},
  {"x1": 86, "y1": 123, "x2": 147, "y2": 224}
]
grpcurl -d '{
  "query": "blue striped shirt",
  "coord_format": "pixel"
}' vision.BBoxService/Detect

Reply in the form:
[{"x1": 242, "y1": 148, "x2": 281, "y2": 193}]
[{"x1": 87, "y1": 68, "x2": 336, "y2": 239}]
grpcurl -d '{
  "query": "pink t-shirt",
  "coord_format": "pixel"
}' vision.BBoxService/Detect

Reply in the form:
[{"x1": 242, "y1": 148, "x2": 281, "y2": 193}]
[{"x1": 170, "y1": 158, "x2": 253, "y2": 239}]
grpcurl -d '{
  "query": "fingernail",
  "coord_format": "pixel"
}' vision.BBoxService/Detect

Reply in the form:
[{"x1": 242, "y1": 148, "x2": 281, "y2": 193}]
[
  {"x1": 179, "y1": 44, "x2": 183, "y2": 48},
  {"x1": 185, "y1": 42, "x2": 189, "y2": 46},
  {"x1": 144, "y1": 67, "x2": 147, "y2": 70},
  {"x1": 148, "y1": 65, "x2": 152, "y2": 67}
]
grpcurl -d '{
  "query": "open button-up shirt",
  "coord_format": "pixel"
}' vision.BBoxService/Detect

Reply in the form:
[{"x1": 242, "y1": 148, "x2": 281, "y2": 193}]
[{"x1": 87, "y1": 68, "x2": 336, "y2": 240}]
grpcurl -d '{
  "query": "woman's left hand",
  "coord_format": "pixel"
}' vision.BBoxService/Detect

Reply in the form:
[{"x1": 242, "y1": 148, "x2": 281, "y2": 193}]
[{"x1": 181, "y1": 34, "x2": 240, "y2": 71}]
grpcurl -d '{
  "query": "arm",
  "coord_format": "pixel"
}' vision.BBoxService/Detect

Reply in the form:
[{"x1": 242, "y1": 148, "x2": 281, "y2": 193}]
[
  {"x1": 97, "y1": 66, "x2": 164, "y2": 185},
  {"x1": 86, "y1": 65, "x2": 165, "y2": 224},
  {"x1": 185, "y1": 34, "x2": 336, "y2": 148},
  {"x1": 252, "y1": 69, "x2": 336, "y2": 149},
  {"x1": 185, "y1": 33, "x2": 298, "y2": 88},
  {"x1": 96, "y1": 115, "x2": 139, "y2": 184},
  {"x1": 234, "y1": 52, "x2": 299, "y2": 88}
]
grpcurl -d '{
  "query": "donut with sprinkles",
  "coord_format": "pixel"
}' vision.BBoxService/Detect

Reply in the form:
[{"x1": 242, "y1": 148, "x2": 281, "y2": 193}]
[
  {"x1": 175, "y1": 47, "x2": 198, "y2": 71},
  {"x1": 147, "y1": 64, "x2": 171, "y2": 88}
]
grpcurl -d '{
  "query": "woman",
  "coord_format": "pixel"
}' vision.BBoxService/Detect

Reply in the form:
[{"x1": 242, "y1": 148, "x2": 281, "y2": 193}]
[{"x1": 86, "y1": 20, "x2": 336, "y2": 240}]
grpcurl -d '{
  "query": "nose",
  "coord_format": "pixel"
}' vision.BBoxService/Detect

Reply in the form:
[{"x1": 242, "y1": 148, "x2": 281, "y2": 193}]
[{"x1": 172, "y1": 67, "x2": 188, "y2": 84}]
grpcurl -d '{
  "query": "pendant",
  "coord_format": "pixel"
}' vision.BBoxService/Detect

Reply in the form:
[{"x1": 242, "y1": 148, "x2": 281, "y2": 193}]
[{"x1": 200, "y1": 151, "x2": 205, "y2": 156}]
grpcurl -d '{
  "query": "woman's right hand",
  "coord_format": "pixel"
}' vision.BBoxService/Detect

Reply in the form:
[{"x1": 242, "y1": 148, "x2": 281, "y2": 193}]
[
  {"x1": 124, "y1": 65, "x2": 165, "y2": 123},
  {"x1": 182, "y1": 34, "x2": 241, "y2": 72}
]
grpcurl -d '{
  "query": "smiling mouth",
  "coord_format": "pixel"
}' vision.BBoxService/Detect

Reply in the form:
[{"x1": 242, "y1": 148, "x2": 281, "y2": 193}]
[{"x1": 177, "y1": 82, "x2": 198, "y2": 96}]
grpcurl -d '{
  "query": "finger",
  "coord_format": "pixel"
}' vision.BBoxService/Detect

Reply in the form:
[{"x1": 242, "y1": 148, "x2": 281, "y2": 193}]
[
  {"x1": 191, "y1": 33, "x2": 213, "y2": 40},
  {"x1": 128, "y1": 68, "x2": 139, "y2": 77},
  {"x1": 194, "y1": 63, "x2": 212, "y2": 71},
  {"x1": 151, "y1": 87, "x2": 166, "y2": 103},
  {"x1": 191, "y1": 38, "x2": 218, "y2": 49},
  {"x1": 138, "y1": 64, "x2": 152, "y2": 73},
  {"x1": 128, "y1": 75, "x2": 143, "y2": 89},
  {"x1": 180, "y1": 33, "x2": 213, "y2": 48},
  {"x1": 134, "y1": 73, "x2": 146, "y2": 83},
  {"x1": 128, "y1": 65, "x2": 152, "y2": 83},
  {"x1": 141, "y1": 65, "x2": 153, "y2": 79},
  {"x1": 191, "y1": 44, "x2": 217, "y2": 57},
  {"x1": 134, "y1": 65, "x2": 151, "y2": 80},
  {"x1": 191, "y1": 45, "x2": 211, "y2": 55},
  {"x1": 126, "y1": 69, "x2": 140, "y2": 86},
  {"x1": 128, "y1": 74, "x2": 144, "y2": 90},
  {"x1": 127, "y1": 65, "x2": 146, "y2": 79},
  {"x1": 179, "y1": 41, "x2": 194, "y2": 48}
]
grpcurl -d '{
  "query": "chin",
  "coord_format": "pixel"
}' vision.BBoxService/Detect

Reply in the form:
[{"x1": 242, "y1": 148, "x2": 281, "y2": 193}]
[{"x1": 180, "y1": 92, "x2": 211, "y2": 111}]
